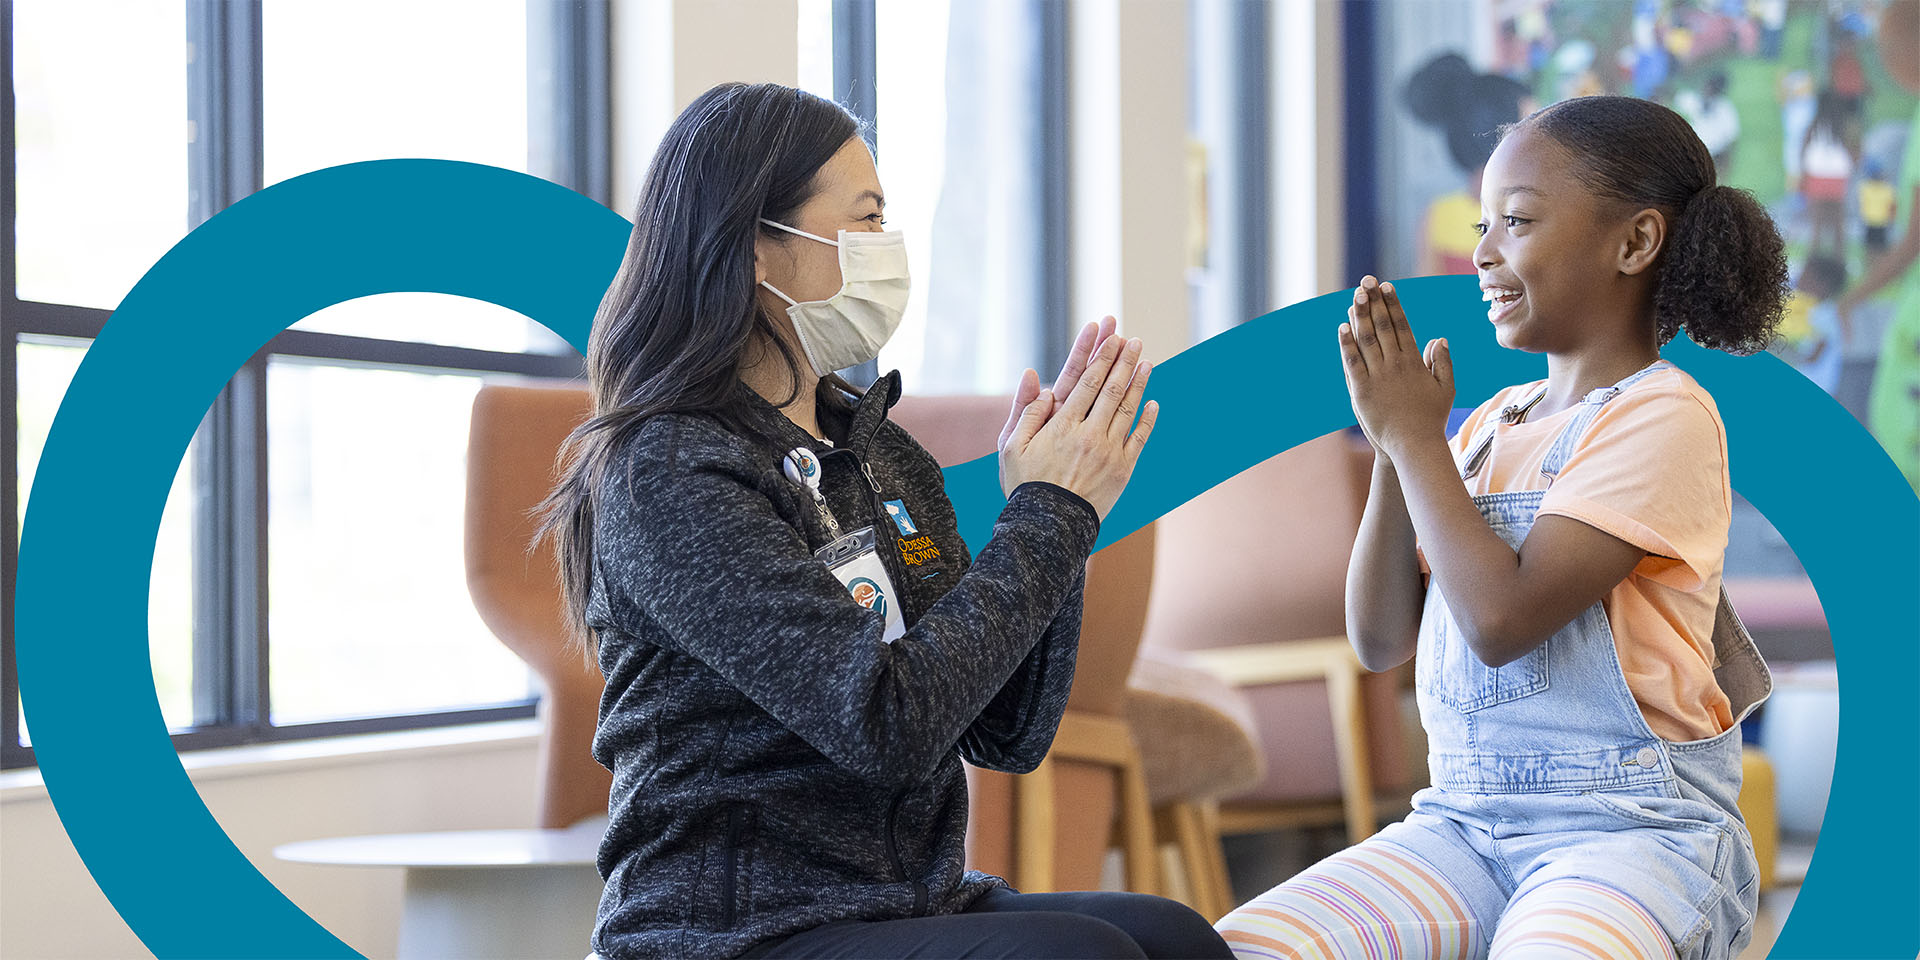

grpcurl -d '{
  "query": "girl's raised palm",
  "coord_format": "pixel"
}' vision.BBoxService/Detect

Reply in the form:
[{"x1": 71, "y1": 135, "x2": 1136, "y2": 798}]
[{"x1": 1339, "y1": 277, "x2": 1455, "y2": 459}]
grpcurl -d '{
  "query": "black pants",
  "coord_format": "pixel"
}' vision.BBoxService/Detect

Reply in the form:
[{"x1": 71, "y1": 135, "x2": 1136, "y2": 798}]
[{"x1": 738, "y1": 887, "x2": 1235, "y2": 959}]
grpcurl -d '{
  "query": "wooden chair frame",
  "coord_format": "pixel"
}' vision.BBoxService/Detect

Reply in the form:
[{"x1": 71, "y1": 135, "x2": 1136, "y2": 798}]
[
  {"x1": 1008, "y1": 712, "x2": 1161, "y2": 897},
  {"x1": 1185, "y1": 636, "x2": 1388, "y2": 845}
]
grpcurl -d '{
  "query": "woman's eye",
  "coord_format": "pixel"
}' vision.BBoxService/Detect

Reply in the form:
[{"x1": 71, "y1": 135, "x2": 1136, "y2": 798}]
[{"x1": 865, "y1": 213, "x2": 887, "y2": 224}]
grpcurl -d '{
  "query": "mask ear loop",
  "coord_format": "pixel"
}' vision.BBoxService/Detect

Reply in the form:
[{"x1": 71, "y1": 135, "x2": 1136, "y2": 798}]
[
  {"x1": 758, "y1": 217, "x2": 841, "y2": 247},
  {"x1": 756, "y1": 219, "x2": 828, "y2": 306},
  {"x1": 757, "y1": 217, "x2": 854, "y2": 308},
  {"x1": 759, "y1": 280, "x2": 799, "y2": 305}
]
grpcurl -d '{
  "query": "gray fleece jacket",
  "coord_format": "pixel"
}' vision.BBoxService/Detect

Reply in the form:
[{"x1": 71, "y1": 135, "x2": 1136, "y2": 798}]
[{"x1": 585, "y1": 371, "x2": 1101, "y2": 959}]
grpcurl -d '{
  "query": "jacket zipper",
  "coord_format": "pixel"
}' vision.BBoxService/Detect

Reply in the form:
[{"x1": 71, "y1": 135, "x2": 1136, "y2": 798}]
[
  {"x1": 884, "y1": 791, "x2": 929, "y2": 916},
  {"x1": 720, "y1": 803, "x2": 744, "y2": 929},
  {"x1": 849, "y1": 443, "x2": 929, "y2": 915},
  {"x1": 855, "y1": 458, "x2": 921, "y2": 622}
]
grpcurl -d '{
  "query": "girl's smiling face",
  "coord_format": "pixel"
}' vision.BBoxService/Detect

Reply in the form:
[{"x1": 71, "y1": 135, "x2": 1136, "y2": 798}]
[{"x1": 1473, "y1": 126, "x2": 1643, "y2": 353}]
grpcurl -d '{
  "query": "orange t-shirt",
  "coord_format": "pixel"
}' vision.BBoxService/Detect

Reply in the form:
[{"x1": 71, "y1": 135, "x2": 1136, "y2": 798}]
[{"x1": 1442, "y1": 365, "x2": 1736, "y2": 742}]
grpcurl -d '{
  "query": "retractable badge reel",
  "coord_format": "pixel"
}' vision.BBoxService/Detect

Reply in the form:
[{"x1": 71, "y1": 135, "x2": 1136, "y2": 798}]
[
  {"x1": 783, "y1": 446, "x2": 836, "y2": 534},
  {"x1": 785, "y1": 446, "x2": 905, "y2": 643}
]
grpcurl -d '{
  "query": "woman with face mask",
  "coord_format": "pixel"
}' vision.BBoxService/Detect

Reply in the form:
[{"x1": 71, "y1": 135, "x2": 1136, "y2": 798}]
[{"x1": 542, "y1": 83, "x2": 1229, "y2": 960}]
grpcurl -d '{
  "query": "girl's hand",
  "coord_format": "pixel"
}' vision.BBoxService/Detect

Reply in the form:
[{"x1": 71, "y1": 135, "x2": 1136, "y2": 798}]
[
  {"x1": 999, "y1": 334, "x2": 1158, "y2": 518},
  {"x1": 1339, "y1": 277, "x2": 1454, "y2": 460}
]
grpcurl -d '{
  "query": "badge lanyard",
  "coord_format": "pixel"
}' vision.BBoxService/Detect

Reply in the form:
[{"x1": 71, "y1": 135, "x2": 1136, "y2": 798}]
[
  {"x1": 783, "y1": 446, "x2": 841, "y2": 539},
  {"x1": 784, "y1": 445, "x2": 905, "y2": 644}
]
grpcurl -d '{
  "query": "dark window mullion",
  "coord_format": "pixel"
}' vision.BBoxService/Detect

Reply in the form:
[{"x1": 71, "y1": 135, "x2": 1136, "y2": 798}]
[
  {"x1": 529, "y1": 0, "x2": 612, "y2": 208},
  {"x1": 3, "y1": 302, "x2": 108, "y2": 341},
  {"x1": 234, "y1": 353, "x2": 268, "y2": 734},
  {"x1": 1, "y1": 0, "x2": 14, "y2": 306},
  {"x1": 2, "y1": 0, "x2": 24, "y2": 769},
  {"x1": 188, "y1": 397, "x2": 229, "y2": 726},
  {"x1": 833, "y1": 0, "x2": 877, "y2": 147},
  {"x1": 1341, "y1": 0, "x2": 1377, "y2": 284},
  {"x1": 1231, "y1": 0, "x2": 1269, "y2": 326},
  {"x1": 1034, "y1": 0, "x2": 1070, "y2": 376},
  {"x1": 186, "y1": 0, "x2": 263, "y2": 738},
  {"x1": 164, "y1": 702, "x2": 540, "y2": 753},
  {"x1": 265, "y1": 329, "x2": 586, "y2": 380},
  {"x1": 833, "y1": 0, "x2": 879, "y2": 390}
]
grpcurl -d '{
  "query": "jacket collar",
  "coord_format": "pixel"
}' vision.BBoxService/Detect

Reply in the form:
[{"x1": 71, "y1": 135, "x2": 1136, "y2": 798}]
[
  {"x1": 832, "y1": 370, "x2": 900, "y2": 454},
  {"x1": 735, "y1": 370, "x2": 900, "y2": 457}
]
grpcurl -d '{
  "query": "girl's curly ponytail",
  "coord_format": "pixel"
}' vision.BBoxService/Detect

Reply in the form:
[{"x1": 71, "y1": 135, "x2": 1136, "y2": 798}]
[
  {"x1": 1513, "y1": 96, "x2": 1789, "y2": 355},
  {"x1": 1653, "y1": 183, "x2": 1789, "y2": 353}
]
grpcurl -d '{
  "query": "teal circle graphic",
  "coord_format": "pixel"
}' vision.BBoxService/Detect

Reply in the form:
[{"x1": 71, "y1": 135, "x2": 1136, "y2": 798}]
[
  {"x1": 15, "y1": 161, "x2": 1917, "y2": 957},
  {"x1": 16, "y1": 160, "x2": 627, "y2": 957}
]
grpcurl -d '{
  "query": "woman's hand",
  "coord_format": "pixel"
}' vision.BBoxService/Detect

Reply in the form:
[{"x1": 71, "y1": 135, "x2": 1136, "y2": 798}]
[
  {"x1": 998, "y1": 316, "x2": 1119, "y2": 455},
  {"x1": 999, "y1": 334, "x2": 1157, "y2": 518},
  {"x1": 1339, "y1": 277, "x2": 1453, "y2": 461}
]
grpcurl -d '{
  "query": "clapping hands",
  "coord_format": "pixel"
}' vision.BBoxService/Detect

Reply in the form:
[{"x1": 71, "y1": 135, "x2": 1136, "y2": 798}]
[
  {"x1": 1339, "y1": 277, "x2": 1454, "y2": 461},
  {"x1": 997, "y1": 317, "x2": 1157, "y2": 519}
]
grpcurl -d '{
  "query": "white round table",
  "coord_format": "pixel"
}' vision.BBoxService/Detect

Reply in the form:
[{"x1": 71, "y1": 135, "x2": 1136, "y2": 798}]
[{"x1": 276, "y1": 824, "x2": 606, "y2": 960}]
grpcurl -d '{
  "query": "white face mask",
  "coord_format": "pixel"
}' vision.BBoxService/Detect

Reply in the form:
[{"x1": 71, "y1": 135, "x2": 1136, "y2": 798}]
[{"x1": 758, "y1": 218, "x2": 911, "y2": 378}]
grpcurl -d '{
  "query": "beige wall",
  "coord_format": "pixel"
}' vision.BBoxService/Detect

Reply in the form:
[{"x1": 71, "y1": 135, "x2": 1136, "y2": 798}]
[
  {"x1": 1069, "y1": 0, "x2": 1193, "y2": 361},
  {"x1": 1, "y1": 722, "x2": 541, "y2": 959},
  {"x1": 610, "y1": 0, "x2": 800, "y2": 214}
]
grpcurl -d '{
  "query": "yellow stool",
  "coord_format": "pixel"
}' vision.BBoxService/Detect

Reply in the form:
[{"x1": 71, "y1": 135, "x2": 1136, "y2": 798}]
[{"x1": 1737, "y1": 745, "x2": 1779, "y2": 890}]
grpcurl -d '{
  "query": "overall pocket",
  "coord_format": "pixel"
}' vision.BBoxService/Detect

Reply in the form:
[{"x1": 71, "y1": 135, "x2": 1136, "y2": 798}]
[{"x1": 1425, "y1": 602, "x2": 1551, "y2": 713}]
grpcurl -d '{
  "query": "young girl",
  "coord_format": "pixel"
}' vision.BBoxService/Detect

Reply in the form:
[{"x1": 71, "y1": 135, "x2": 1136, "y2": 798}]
[{"x1": 1217, "y1": 97, "x2": 1784, "y2": 960}]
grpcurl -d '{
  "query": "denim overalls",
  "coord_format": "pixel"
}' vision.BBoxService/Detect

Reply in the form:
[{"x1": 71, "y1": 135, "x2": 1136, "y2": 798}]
[{"x1": 1374, "y1": 362, "x2": 1774, "y2": 959}]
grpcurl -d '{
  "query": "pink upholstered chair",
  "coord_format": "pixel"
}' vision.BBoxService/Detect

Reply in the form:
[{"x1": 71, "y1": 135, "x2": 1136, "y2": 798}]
[
  {"x1": 891, "y1": 394, "x2": 1265, "y2": 923},
  {"x1": 1139, "y1": 429, "x2": 1418, "y2": 846},
  {"x1": 889, "y1": 394, "x2": 1161, "y2": 896}
]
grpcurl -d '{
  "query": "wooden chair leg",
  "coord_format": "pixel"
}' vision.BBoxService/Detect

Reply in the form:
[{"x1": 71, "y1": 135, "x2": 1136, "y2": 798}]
[
  {"x1": 1325, "y1": 660, "x2": 1377, "y2": 844},
  {"x1": 1196, "y1": 800, "x2": 1234, "y2": 919},
  {"x1": 1022, "y1": 712, "x2": 1161, "y2": 897},
  {"x1": 1117, "y1": 750, "x2": 1161, "y2": 897},
  {"x1": 1160, "y1": 801, "x2": 1233, "y2": 922},
  {"x1": 1014, "y1": 756, "x2": 1058, "y2": 893}
]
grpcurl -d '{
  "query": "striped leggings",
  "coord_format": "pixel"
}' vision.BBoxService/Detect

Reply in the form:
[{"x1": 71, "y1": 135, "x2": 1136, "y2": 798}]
[{"x1": 1216, "y1": 839, "x2": 1677, "y2": 960}]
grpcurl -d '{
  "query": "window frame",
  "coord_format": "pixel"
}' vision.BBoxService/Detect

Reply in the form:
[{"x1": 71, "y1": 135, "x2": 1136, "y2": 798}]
[
  {"x1": 850, "y1": 0, "x2": 1072, "y2": 388},
  {"x1": 1, "y1": 0, "x2": 608, "y2": 769},
  {"x1": 1189, "y1": 0, "x2": 1273, "y2": 336}
]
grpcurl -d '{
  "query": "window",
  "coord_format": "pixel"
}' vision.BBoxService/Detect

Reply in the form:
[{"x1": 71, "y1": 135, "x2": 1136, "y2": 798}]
[
  {"x1": 872, "y1": 0, "x2": 1068, "y2": 393},
  {"x1": 802, "y1": 0, "x2": 1068, "y2": 394},
  {"x1": 1188, "y1": 0, "x2": 1272, "y2": 337},
  {"x1": 11, "y1": 0, "x2": 189, "y2": 312},
  {"x1": 796, "y1": 0, "x2": 835, "y2": 100},
  {"x1": 13, "y1": 337, "x2": 197, "y2": 741},
  {"x1": 3, "y1": 0, "x2": 606, "y2": 769}
]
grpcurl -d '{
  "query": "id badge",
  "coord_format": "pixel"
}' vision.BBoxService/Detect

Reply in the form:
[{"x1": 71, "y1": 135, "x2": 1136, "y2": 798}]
[{"x1": 814, "y1": 526, "x2": 906, "y2": 643}]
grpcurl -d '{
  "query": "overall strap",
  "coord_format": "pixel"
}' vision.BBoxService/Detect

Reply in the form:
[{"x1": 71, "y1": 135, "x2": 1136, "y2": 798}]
[
  {"x1": 1459, "y1": 382, "x2": 1551, "y2": 481},
  {"x1": 1540, "y1": 360, "x2": 1674, "y2": 482}
]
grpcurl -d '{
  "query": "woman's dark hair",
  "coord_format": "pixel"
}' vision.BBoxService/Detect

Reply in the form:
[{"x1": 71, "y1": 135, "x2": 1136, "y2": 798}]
[
  {"x1": 538, "y1": 82, "x2": 863, "y2": 658},
  {"x1": 1506, "y1": 96, "x2": 1787, "y2": 354}
]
